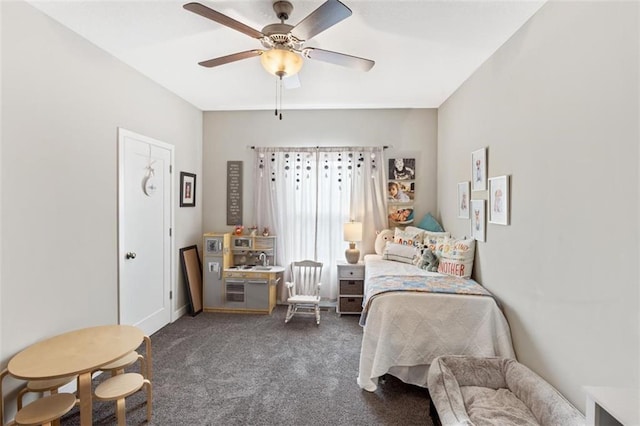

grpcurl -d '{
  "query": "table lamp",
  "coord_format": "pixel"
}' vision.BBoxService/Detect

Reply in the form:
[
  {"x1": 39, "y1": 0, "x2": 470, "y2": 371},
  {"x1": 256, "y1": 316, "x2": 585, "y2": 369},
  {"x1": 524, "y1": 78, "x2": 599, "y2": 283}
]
[{"x1": 343, "y1": 221, "x2": 363, "y2": 264}]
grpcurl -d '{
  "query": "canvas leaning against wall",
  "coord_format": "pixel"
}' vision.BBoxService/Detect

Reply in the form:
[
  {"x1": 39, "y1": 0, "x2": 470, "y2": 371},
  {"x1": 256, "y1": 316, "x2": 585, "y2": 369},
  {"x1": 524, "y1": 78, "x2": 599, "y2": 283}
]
[{"x1": 388, "y1": 158, "x2": 416, "y2": 226}]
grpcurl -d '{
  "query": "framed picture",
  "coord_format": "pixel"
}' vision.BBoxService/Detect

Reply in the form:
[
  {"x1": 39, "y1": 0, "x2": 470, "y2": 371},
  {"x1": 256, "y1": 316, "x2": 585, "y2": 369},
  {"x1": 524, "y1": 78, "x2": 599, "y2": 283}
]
[
  {"x1": 471, "y1": 199, "x2": 486, "y2": 242},
  {"x1": 388, "y1": 180, "x2": 414, "y2": 202},
  {"x1": 471, "y1": 148, "x2": 487, "y2": 191},
  {"x1": 388, "y1": 158, "x2": 416, "y2": 181},
  {"x1": 388, "y1": 204, "x2": 415, "y2": 226},
  {"x1": 180, "y1": 172, "x2": 196, "y2": 207},
  {"x1": 457, "y1": 181, "x2": 470, "y2": 219},
  {"x1": 179, "y1": 245, "x2": 202, "y2": 316},
  {"x1": 489, "y1": 175, "x2": 510, "y2": 225}
]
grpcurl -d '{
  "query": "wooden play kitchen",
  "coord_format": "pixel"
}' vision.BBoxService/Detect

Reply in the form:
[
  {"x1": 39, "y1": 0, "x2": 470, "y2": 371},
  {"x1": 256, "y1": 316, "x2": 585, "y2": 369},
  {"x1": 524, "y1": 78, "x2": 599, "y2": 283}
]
[{"x1": 202, "y1": 232, "x2": 283, "y2": 314}]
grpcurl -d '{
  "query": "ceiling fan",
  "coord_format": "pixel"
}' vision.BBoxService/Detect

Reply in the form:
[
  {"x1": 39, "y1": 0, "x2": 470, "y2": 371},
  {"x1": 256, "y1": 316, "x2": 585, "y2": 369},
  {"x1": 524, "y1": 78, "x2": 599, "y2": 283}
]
[{"x1": 183, "y1": 0, "x2": 375, "y2": 80}]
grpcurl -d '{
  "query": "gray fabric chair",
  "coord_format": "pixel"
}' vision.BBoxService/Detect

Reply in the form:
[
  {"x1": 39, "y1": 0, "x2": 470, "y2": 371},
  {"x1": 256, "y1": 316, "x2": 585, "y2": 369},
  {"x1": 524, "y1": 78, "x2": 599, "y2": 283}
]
[{"x1": 427, "y1": 355, "x2": 584, "y2": 426}]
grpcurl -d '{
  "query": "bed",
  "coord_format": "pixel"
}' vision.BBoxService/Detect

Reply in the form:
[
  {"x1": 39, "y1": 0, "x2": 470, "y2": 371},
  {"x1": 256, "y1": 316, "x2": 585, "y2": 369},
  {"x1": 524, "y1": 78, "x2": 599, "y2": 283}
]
[{"x1": 357, "y1": 254, "x2": 515, "y2": 392}]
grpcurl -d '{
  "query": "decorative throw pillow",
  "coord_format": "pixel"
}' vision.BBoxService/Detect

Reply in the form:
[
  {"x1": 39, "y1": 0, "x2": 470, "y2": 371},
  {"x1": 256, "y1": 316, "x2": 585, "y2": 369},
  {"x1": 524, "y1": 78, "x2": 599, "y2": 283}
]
[
  {"x1": 417, "y1": 213, "x2": 445, "y2": 232},
  {"x1": 383, "y1": 242, "x2": 419, "y2": 264},
  {"x1": 394, "y1": 226, "x2": 424, "y2": 247},
  {"x1": 422, "y1": 230, "x2": 451, "y2": 255},
  {"x1": 437, "y1": 237, "x2": 476, "y2": 278},
  {"x1": 374, "y1": 229, "x2": 395, "y2": 255}
]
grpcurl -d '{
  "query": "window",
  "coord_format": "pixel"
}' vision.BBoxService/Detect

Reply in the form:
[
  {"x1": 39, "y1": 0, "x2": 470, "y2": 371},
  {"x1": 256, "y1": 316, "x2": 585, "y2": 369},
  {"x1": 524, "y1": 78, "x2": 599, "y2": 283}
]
[{"x1": 254, "y1": 147, "x2": 386, "y2": 300}]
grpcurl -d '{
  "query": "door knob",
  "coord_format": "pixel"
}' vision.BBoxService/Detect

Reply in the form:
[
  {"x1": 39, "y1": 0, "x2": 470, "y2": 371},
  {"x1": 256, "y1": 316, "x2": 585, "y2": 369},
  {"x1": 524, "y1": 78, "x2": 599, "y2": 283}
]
[{"x1": 125, "y1": 252, "x2": 137, "y2": 259}]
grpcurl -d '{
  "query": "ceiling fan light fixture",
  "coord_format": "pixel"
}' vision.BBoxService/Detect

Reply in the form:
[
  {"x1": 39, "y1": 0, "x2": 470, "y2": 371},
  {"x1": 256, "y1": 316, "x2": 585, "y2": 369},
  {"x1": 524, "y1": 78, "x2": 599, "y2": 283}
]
[{"x1": 260, "y1": 48, "x2": 303, "y2": 78}]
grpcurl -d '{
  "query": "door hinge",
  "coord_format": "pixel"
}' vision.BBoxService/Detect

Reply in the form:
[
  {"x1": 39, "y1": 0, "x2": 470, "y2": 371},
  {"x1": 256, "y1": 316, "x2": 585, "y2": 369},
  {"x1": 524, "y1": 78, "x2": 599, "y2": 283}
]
[
  {"x1": 169, "y1": 291, "x2": 173, "y2": 300},
  {"x1": 169, "y1": 228, "x2": 172, "y2": 237},
  {"x1": 169, "y1": 165, "x2": 172, "y2": 173}
]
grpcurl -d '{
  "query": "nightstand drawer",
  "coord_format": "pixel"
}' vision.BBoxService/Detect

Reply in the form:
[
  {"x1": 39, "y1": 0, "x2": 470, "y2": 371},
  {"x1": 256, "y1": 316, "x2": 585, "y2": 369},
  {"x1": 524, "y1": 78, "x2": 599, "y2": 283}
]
[
  {"x1": 339, "y1": 296, "x2": 363, "y2": 313},
  {"x1": 338, "y1": 265, "x2": 364, "y2": 279},
  {"x1": 339, "y1": 279, "x2": 363, "y2": 295}
]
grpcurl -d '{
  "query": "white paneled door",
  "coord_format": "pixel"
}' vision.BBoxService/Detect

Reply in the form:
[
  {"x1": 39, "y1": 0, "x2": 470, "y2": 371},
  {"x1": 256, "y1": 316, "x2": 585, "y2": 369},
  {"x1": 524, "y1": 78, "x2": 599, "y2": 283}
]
[{"x1": 118, "y1": 128, "x2": 174, "y2": 336}]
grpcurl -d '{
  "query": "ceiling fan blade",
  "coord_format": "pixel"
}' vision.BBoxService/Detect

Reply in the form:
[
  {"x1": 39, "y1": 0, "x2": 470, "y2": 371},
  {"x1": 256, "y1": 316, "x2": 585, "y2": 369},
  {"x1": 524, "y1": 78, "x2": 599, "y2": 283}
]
[
  {"x1": 283, "y1": 74, "x2": 301, "y2": 90},
  {"x1": 291, "y1": 0, "x2": 352, "y2": 41},
  {"x1": 198, "y1": 50, "x2": 263, "y2": 68},
  {"x1": 303, "y1": 47, "x2": 375, "y2": 72},
  {"x1": 184, "y1": 2, "x2": 263, "y2": 39}
]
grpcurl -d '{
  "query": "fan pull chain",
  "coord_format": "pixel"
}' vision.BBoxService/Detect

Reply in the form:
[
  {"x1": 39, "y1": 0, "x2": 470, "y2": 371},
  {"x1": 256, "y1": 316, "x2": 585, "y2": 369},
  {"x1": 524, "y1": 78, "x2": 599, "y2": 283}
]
[
  {"x1": 274, "y1": 79, "x2": 278, "y2": 117},
  {"x1": 279, "y1": 79, "x2": 283, "y2": 120},
  {"x1": 274, "y1": 77, "x2": 283, "y2": 120}
]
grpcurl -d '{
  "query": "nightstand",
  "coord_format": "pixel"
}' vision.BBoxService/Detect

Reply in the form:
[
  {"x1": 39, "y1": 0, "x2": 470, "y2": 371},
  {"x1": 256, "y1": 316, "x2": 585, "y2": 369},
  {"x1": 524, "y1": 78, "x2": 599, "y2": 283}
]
[{"x1": 336, "y1": 261, "x2": 365, "y2": 316}]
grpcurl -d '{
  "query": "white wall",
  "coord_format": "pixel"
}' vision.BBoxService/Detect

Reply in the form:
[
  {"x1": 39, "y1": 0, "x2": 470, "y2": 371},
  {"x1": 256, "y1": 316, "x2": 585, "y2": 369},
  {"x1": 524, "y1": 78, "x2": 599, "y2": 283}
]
[
  {"x1": 0, "y1": 0, "x2": 3, "y2": 362},
  {"x1": 1, "y1": 0, "x2": 202, "y2": 367},
  {"x1": 437, "y1": 0, "x2": 639, "y2": 411},
  {"x1": 202, "y1": 108, "x2": 438, "y2": 251}
]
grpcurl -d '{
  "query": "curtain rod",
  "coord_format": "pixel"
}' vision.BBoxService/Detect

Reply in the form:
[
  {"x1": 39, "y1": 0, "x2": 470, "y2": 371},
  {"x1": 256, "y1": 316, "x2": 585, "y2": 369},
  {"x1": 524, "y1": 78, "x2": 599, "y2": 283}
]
[{"x1": 248, "y1": 145, "x2": 390, "y2": 150}]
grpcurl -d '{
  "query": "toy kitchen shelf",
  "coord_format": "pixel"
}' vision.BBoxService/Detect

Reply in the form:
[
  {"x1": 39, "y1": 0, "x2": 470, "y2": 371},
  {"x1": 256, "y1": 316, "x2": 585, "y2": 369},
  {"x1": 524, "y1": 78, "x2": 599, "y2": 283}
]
[{"x1": 231, "y1": 235, "x2": 276, "y2": 267}]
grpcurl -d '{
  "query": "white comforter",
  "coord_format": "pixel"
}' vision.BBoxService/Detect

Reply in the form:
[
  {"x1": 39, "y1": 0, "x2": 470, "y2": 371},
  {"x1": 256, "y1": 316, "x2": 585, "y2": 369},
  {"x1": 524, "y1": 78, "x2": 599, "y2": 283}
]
[{"x1": 357, "y1": 255, "x2": 515, "y2": 392}]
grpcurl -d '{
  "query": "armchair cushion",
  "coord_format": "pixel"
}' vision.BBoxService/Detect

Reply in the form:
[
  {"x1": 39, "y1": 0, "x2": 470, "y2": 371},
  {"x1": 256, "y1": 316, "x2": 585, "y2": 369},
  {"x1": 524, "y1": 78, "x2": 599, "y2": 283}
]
[{"x1": 427, "y1": 356, "x2": 584, "y2": 426}]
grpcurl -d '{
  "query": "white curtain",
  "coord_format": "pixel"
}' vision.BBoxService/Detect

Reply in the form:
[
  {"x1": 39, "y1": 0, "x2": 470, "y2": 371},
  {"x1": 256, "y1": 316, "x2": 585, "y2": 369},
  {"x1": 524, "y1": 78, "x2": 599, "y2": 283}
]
[{"x1": 254, "y1": 146, "x2": 386, "y2": 302}]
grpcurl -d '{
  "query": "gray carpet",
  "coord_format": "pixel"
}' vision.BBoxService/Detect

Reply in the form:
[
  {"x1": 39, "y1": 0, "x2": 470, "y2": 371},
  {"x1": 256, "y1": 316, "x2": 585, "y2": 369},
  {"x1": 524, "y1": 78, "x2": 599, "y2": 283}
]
[{"x1": 62, "y1": 306, "x2": 435, "y2": 425}]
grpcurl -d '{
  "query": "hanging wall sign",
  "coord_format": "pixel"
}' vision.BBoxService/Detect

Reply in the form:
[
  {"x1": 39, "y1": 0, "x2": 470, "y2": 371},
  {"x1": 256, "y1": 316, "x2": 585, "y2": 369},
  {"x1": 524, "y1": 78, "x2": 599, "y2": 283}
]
[{"x1": 227, "y1": 161, "x2": 243, "y2": 225}]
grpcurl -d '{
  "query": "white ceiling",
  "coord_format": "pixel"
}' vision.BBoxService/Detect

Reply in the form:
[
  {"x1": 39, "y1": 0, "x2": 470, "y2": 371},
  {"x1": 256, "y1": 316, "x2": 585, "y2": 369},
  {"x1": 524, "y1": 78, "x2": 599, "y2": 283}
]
[{"x1": 26, "y1": 0, "x2": 546, "y2": 111}]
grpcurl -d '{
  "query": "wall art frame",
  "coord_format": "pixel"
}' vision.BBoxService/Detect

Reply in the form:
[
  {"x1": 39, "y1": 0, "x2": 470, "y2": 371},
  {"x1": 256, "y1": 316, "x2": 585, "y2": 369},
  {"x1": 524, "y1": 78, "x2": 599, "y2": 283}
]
[
  {"x1": 471, "y1": 199, "x2": 486, "y2": 242},
  {"x1": 457, "y1": 181, "x2": 470, "y2": 219},
  {"x1": 471, "y1": 148, "x2": 487, "y2": 191},
  {"x1": 180, "y1": 171, "x2": 196, "y2": 207},
  {"x1": 489, "y1": 175, "x2": 510, "y2": 225},
  {"x1": 388, "y1": 158, "x2": 416, "y2": 181}
]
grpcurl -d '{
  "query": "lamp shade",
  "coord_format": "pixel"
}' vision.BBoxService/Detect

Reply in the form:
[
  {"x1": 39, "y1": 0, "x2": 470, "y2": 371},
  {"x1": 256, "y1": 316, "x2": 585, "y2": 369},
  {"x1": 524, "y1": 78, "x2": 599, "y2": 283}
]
[
  {"x1": 343, "y1": 222, "x2": 363, "y2": 242},
  {"x1": 260, "y1": 48, "x2": 303, "y2": 77}
]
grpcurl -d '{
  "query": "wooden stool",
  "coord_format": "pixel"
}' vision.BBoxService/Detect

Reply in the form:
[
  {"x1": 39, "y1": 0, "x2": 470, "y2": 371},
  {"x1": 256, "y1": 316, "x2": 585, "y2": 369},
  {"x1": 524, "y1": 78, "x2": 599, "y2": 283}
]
[
  {"x1": 98, "y1": 335, "x2": 152, "y2": 380},
  {"x1": 94, "y1": 373, "x2": 152, "y2": 426},
  {"x1": 13, "y1": 393, "x2": 77, "y2": 426},
  {"x1": 17, "y1": 375, "x2": 78, "y2": 410},
  {"x1": 99, "y1": 351, "x2": 146, "y2": 377}
]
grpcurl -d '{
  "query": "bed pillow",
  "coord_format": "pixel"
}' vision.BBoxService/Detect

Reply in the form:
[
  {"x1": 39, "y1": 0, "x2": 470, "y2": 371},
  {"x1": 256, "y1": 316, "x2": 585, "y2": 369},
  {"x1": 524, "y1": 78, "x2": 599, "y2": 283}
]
[
  {"x1": 383, "y1": 242, "x2": 419, "y2": 264},
  {"x1": 437, "y1": 237, "x2": 476, "y2": 278},
  {"x1": 422, "y1": 230, "x2": 451, "y2": 255},
  {"x1": 394, "y1": 227, "x2": 424, "y2": 247},
  {"x1": 417, "y1": 213, "x2": 445, "y2": 232},
  {"x1": 374, "y1": 229, "x2": 395, "y2": 255}
]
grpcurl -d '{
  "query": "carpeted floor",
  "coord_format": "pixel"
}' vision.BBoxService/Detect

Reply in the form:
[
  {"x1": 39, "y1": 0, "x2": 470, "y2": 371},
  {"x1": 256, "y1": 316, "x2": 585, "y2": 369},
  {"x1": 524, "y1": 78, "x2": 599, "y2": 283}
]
[{"x1": 61, "y1": 306, "x2": 435, "y2": 425}]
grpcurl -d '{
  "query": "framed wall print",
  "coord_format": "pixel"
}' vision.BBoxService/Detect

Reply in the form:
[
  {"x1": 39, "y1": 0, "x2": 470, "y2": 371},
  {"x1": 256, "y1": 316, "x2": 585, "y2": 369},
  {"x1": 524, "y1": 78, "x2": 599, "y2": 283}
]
[
  {"x1": 388, "y1": 158, "x2": 416, "y2": 181},
  {"x1": 388, "y1": 180, "x2": 414, "y2": 202},
  {"x1": 180, "y1": 171, "x2": 196, "y2": 207},
  {"x1": 471, "y1": 199, "x2": 486, "y2": 242},
  {"x1": 471, "y1": 148, "x2": 487, "y2": 191},
  {"x1": 388, "y1": 205, "x2": 414, "y2": 227},
  {"x1": 457, "y1": 181, "x2": 470, "y2": 219},
  {"x1": 489, "y1": 175, "x2": 510, "y2": 225}
]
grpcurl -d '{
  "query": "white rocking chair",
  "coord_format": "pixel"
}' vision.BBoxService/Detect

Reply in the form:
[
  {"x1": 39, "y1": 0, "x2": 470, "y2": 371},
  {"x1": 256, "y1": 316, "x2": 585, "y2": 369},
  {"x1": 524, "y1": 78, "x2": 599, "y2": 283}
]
[{"x1": 285, "y1": 260, "x2": 323, "y2": 325}]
